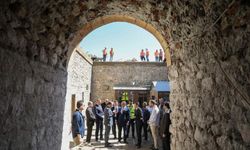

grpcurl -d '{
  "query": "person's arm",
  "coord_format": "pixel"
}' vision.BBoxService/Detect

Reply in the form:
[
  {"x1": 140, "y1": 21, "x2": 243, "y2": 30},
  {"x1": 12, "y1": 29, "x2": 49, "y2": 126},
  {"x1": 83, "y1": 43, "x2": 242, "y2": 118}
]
[
  {"x1": 74, "y1": 113, "x2": 81, "y2": 135},
  {"x1": 90, "y1": 109, "x2": 96, "y2": 121}
]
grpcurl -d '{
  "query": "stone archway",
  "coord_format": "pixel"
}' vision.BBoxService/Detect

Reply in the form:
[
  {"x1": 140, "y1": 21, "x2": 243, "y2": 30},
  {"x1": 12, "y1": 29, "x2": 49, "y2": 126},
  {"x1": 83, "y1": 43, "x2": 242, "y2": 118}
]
[
  {"x1": 66, "y1": 15, "x2": 171, "y2": 67},
  {"x1": 0, "y1": 1, "x2": 249, "y2": 150}
]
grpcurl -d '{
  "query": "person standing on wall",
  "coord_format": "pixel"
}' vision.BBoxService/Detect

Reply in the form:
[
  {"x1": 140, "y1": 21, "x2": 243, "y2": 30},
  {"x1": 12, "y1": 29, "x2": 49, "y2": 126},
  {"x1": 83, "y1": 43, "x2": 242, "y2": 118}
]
[
  {"x1": 117, "y1": 101, "x2": 130, "y2": 143},
  {"x1": 104, "y1": 101, "x2": 113, "y2": 147},
  {"x1": 72, "y1": 101, "x2": 85, "y2": 146},
  {"x1": 142, "y1": 102, "x2": 150, "y2": 141},
  {"x1": 94, "y1": 99, "x2": 104, "y2": 141},
  {"x1": 146, "y1": 49, "x2": 150, "y2": 62},
  {"x1": 148, "y1": 100, "x2": 160, "y2": 150},
  {"x1": 85, "y1": 101, "x2": 96, "y2": 146},
  {"x1": 154, "y1": 49, "x2": 159, "y2": 62},
  {"x1": 110, "y1": 48, "x2": 114, "y2": 61},
  {"x1": 134, "y1": 102, "x2": 143, "y2": 149},
  {"x1": 127, "y1": 100, "x2": 135, "y2": 138},
  {"x1": 140, "y1": 49, "x2": 145, "y2": 61},
  {"x1": 159, "y1": 49, "x2": 163, "y2": 62},
  {"x1": 111, "y1": 100, "x2": 119, "y2": 139},
  {"x1": 160, "y1": 102, "x2": 171, "y2": 150},
  {"x1": 102, "y1": 47, "x2": 107, "y2": 62}
]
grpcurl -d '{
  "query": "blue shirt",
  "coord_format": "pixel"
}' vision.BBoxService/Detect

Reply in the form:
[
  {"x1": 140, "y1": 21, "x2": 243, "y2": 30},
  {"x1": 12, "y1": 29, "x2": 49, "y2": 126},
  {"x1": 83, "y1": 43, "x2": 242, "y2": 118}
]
[{"x1": 72, "y1": 110, "x2": 85, "y2": 138}]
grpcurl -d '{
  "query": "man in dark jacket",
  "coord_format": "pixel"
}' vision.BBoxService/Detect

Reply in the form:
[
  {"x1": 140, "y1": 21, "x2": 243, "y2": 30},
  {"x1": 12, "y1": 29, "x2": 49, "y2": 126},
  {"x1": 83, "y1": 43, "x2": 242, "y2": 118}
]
[
  {"x1": 94, "y1": 99, "x2": 104, "y2": 141},
  {"x1": 134, "y1": 102, "x2": 143, "y2": 148},
  {"x1": 86, "y1": 101, "x2": 96, "y2": 145},
  {"x1": 160, "y1": 102, "x2": 171, "y2": 150},
  {"x1": 117, "y1": 101, "x2": 130, "y2": 143},
  {"x1": 72, "y1": 101, "x2": 85, "y2": 146},
  {"x1": 104, "y1": 101, "x2": 113, "y2": 147},
  {"x1": 142, "y1": 102, "x2": 150, "y2": 141}
]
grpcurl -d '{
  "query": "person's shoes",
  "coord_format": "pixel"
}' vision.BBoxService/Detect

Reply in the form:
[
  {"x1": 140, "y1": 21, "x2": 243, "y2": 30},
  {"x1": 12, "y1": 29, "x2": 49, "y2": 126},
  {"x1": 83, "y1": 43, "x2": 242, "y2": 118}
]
[
  {"x1": 123, "y1": 141, "x2": 128, "y2": 144},
  {"x1": 114, "y1": 136, "x2": 117, "y2": 139},
  {"x1": 136, "y1": 145, "x2": 141, "y2": 149},
  {"x1": 100, "y1": 138, "x2": 104, "y2": 140},
  {"x1": 132, "y1": 136, "x2": 135, "y2": 139}
]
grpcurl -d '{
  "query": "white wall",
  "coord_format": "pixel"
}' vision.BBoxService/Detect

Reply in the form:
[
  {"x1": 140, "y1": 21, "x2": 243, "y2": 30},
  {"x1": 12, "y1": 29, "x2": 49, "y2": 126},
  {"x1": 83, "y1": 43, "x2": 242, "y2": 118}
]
[{"x1": 61, "y1": 49, "x2": 92, "y2": 150}]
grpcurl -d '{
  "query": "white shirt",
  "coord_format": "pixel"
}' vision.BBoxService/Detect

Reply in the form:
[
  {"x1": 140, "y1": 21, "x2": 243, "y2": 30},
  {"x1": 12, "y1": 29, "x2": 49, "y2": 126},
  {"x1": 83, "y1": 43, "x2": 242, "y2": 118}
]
[{"x1": 148, "y1": 105, "x2": 160, "y2": 126}]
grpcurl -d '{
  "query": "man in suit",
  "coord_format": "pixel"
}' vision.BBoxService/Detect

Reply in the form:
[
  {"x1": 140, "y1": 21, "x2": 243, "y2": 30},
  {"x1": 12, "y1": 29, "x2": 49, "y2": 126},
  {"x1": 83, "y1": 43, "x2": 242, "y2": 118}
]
[
  {"x1": 85, "y1": 101, "x2": 96, "y2": 145},
  {"x1": 104, "y1": 101, "x2": 113, "y2": 147},
  {"x1": 134, "y1": 102, "x2": 143, "y2": 149},
  {"x1": 142, "y1": 102, "x2": 150, "y2": 141},
  {"x1": 72, "y1": 101, "x2": 85, "y2": 146},
  {"x1": 160, "y1": 102, "x2": 171, "y2": 150},
  {"x1": 111, "y1": 100, "x2": 119, "y2": 139},
  {"x1": 94, "y1": 99, "x2": 104, "y2": 141},
  {"x1": 117, "y1": 101, "x2": 130, "y2": 143}
]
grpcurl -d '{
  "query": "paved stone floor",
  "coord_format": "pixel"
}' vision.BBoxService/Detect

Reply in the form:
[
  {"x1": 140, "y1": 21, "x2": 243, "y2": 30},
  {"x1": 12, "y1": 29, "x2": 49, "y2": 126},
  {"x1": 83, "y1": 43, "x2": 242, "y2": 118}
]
[{"x1": 71, "y1": 127, "x2": 154, "y2": 150}]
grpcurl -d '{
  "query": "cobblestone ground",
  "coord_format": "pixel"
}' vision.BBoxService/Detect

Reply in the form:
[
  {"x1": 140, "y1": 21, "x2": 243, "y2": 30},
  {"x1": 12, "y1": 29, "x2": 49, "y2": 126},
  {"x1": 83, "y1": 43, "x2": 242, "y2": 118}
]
[{"x1": 71, "y1": 127, "x2": 155, "y2": 150}]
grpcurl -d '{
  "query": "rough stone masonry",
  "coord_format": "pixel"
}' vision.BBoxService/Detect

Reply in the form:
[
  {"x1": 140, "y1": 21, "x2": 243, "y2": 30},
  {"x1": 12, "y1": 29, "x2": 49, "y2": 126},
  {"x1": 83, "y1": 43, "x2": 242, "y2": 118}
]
[{"x1": 0, "y1": 0, "x2": 249, "y2": 150}]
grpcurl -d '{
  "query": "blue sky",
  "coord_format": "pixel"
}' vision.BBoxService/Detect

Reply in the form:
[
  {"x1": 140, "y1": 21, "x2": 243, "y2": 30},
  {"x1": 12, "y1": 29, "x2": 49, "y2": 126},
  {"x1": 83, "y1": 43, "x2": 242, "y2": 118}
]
[{"x1": 79, "y1": 22, "x2": 163, "y2": 61}]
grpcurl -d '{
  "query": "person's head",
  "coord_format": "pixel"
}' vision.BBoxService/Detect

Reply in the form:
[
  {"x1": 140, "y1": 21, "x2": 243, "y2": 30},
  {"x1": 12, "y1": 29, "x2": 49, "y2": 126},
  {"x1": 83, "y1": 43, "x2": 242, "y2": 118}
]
[
  {"x1": 163, "y1": 102, "x2": 170, "y2": 111},
  {"x1": 77, "y1": 101, "x2": 85, "y2": 111},
  {"x1": 146, "y1": 48, "x2": 148, "y2": 51},
  {"x1": 143, "y1": 102, "x2": 147, "y2": 108},
  {"x1": 133, "y1": 102, "x2": 139, "y2": 109},
  {"x1": 141, "y1": 49, "x2": 143, "y2": 52},
  {"x1": 121, "y1": 101, "x2": 126, "y2": 107},
  {"x1": 105, "y1": 99, "x2": 109, "y2": 104},
  {"x1": 159, "y1": 98, "x2": 164, "y2": 105},
  {"x1": 96, "y1": 99, "x2": 101, "y2": 105},
  {"x1": 149, "y1": 100, "x2": 156, "y2": 107},
  {"x1": 88, "y1": 101, "x2": 93, "y2": 107},
  {"x1": 129, "y1": 100, "x2": 132, "y2": 105},
  {"x1": 156, "y1": 49, "x2": 158, "y2": 52},
  {"x1": 160, "y1": 49, "x2": 162, "y2": 52},
  {"x1": 106, "y1": 101, "x2": 112, "y2": 108},
  {"x1": 114, "y1": 100, "x2": 118, "y2": 106},
  {"x1": 111, "y1": 48, "x2": 113, "y2": 50}
]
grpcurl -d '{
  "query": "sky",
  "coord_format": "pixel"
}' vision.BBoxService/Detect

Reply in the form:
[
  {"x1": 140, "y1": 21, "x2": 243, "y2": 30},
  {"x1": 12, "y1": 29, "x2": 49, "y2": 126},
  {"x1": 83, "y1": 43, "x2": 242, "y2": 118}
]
[{"x1": 79, "y1": 22, "x2": 163, "y2": 61}]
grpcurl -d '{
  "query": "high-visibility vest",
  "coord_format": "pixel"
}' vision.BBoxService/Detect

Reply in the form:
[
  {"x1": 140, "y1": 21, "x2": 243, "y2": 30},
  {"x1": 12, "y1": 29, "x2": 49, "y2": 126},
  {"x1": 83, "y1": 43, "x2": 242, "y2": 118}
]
[
  {"x1": 146, "y1": 50, "x2": 149, "y2": 56},
  {"x1": 155, "y1": 51, "x2": 159, "y2": 56},
  {"x1": 103, "y1": 49, "x2": 107, "y2": 55},
  {"x1": 128, "y1": 105, "x2": 135, "y2": 119},
  {"x1": 140, "y1": 51, "x2": 145, "y2": 56},
  {"x1": 110, "y1": 50, "x2": 114, "y2": 56},
  {"x1": 121, "y1": 92, "x2": 128, "y2": 101}
]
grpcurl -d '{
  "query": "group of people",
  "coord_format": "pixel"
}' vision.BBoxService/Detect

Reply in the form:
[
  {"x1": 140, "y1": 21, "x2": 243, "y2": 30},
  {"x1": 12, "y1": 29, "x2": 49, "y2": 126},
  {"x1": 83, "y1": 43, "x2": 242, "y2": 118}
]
[
  {"x1": 101, "y1": 47, "x2": 166, "y2": 62},
  {"x1": 102, "y1": 47, "x2": 114, "y2": 62},
  {"x1": 72, "y1": 98, "x2": 171, "y2": 150},
  {"x1": 140, "y1": 49, "x2": 165, "y2": 62}
]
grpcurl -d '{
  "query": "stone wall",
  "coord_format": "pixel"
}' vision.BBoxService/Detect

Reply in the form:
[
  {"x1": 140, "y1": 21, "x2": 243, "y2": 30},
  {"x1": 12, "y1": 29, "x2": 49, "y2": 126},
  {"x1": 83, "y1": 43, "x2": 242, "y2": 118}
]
[
  {"x1": 0, "y1": 0, "x2": 249, "y2": 150},
  {"x1": 61, "y1": 48, "x2": 92, "y2": 149},
  {"x1": 91, "y1": 61, "x2": 168, "y2": 101},
  {"x1": 0, "y1": 47, "x2": 67, "y2": 150}
]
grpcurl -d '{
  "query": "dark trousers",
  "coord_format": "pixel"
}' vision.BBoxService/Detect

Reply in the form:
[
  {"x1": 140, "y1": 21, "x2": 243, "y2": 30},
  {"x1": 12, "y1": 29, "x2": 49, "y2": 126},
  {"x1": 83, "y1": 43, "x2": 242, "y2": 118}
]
[
  {"x1": 86, "y1": 124, "x2": 94, "y2": 143},
  {"x1": 159, "y1": 56, "x2": 163, "y2": 62},
  {"x1": 127, "y1": 119, "x2": 135, "y2": 138},
  {"x1": 118, "y1": 124, "x2": 127, "y2": 142},
  {"x1": 105, "y1": 125, "x2": 111, "y2": 145},
  {"x1": 162, "y1": 135, "x2": 171, "y2": 150},
  {"x1": 95, "y1": 118, "x2": 103, "y2": 140},
  {"x1": 112, "y1": 120, "x2": 116, "y2": 138},
  {"x1": 136, "y1": 123, "x2": 142, "y2": 146},
  {"x1": 143, "y1": 123, "x2": 148, "y2": 140}
]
